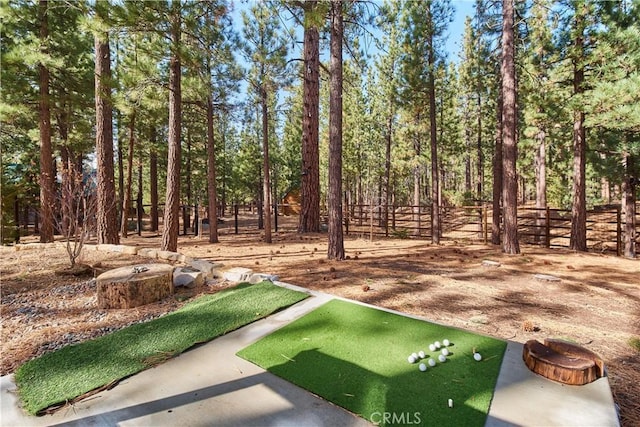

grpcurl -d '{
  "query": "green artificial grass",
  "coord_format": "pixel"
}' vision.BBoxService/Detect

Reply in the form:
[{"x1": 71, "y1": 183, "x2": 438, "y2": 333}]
[
  {"x1": 238, "y1": 299, "x2": 507, "y2": 427},
  {"x1": 15, "y1": 282, "x2": 308, "y2": 415}
]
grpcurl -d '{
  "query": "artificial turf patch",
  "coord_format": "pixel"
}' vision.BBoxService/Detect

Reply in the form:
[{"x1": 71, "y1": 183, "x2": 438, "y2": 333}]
[
  {"x1": 237, "y1": 299, "x2": 507, "y2": 427},
  {"x1": 15, "y1": 282, "x2": 308, "y2": 415}
]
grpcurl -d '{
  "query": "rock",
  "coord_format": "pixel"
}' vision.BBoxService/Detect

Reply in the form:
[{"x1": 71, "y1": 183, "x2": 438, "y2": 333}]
[
  {"x1": 248, "y1": 273, "x2": 279, "y2": 284},
  {"x1": 534, "y1": 274, "x2": 561, "y2": 282},
  {"x1": 97, "y1": 244, "x2": 122, "y2": 253},
  {"x1": 121, "y1": 245, "x2": 139, "y2": 255},
  {"x1": 173, "y1": 267, "x2": 205, "y2": 288},
  {"x1": 157, "y1": 251, "x2": 182, "y2": 262},
  {"x1": 482, "y1": 260, "x2": 501, "y2": 267},
  {"x1": 223, "y1": 267, "x2": 253, "y2": 282},
  {"x1": 137, "y1": 248, "x2": 158, "y2": 258},
  {"x1": 189, "y1": 259, "x2": 222, "y2": 279}
]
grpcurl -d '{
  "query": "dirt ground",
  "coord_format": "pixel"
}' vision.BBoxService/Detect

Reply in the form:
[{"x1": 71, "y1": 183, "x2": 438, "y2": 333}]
[{"x1": 1, "y1": 217, "x2": 639, "y2": 425}]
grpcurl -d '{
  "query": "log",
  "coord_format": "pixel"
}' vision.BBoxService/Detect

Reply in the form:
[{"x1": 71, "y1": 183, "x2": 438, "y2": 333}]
[
  {"x1": 96, "y1": 264, "x2": 174, "y2": 309},
  {"x1": 522, "y1": 339, "x2": 600, "y2": 386},
  {"x1": 544, "y1": 338, "x2": 605, "y2": 378}
]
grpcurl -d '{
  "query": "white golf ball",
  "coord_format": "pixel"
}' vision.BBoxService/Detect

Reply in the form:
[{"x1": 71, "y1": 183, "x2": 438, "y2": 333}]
[
  {"x1": 428, "y1": 358, "x2": 436, "y2": 367},
  {"x1": 435, "y1": 341, "x2": 442, "y2": 349},
  {"x1": 441, "y1": 348, "x2": 449, "y2": 356},
  {"x1": 408, "y1": 355, "x2": 417, "y2": 363},
  {"x1": 429, "y1": 344, "x2": 436, "y2": 352},
  {"x1": 438, "y1": 354, "x2": 447, "y2": 363},
  {"x1": 474, "y1": 352, "x2": 482, "y2": 361},
  {"x1": 448, "y1": 398, "x2": 453, "y2": 408},
  {"x1": 443, "y1": 339, "x2": 450, "y2": 347},
  {"x1": 411, "y1": 352, "x2": 418, "y2": 360},
  {"x1": 418, "y1": 350, "x2": 426, "y2": 359},
  {"x1": 419, "y1": 363, "x2": 427, "y2": 372}
]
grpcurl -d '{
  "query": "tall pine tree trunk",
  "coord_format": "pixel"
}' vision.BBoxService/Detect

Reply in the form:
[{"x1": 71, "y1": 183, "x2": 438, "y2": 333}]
[
  {"x1": 327, "y1": 0, "x2": 345, "y2": 260},
  {"x1": 492, "y1": 80, "x2": 503, "y2": 245},
  {"x1": 570, "y1": 13, "x2": 587, "y2": 251},
  {"x1": 427, "y1": 4, "x2": 440, "y2": 244},
  {"x1": 120, "y1": 111, "x2": 135, "y2": 238},
  {"x1": 38, "y1": 0, "x2": 54, "y2": 243},
  {"x1": 94, "y1": 10, "x2": 119, "y2": 244},
  {"x1": 299, "y1": 3, "x2": 320, "y2": 233},
  {"x1": 413, "y1": 113, "x2": 421, "y2": 236},
  {"x1": 149, "y1": 129, "x2": 158, "y2": 232},
  {"x1": 206, "y1": 96, "x2": 219, "y2": 243},
  {"x1": 501, "y1": 0, "x2": 520, "y2": 254},
  {"x1": 261, "y1": 87, "x2": 272, "y2": 244},
  {"x1": 622, "y1": 152, "x2": 636, "y2": 258},
  {"x1": 535, "y1": 127, "x2": 547, "y2": 244},
  {"x1": 161, "y1": 6, "x2": 181, "y2": 252}
]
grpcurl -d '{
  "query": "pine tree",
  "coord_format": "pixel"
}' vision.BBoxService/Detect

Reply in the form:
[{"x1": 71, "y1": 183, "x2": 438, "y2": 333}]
[
  {"x1": 500, "y1": 0, "x2": 520, "y2": 254},
  {"x1": 327, "y1": 0, "x2": 345, "y2": 260},
  {"x1": 94, "y1": 2, "x2": 120, "y2": 244}
]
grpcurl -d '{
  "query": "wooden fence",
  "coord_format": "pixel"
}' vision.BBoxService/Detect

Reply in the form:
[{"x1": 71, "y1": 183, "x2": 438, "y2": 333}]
[{"x1": 345, "y1": 203, "x2": 640, "y2": 256}]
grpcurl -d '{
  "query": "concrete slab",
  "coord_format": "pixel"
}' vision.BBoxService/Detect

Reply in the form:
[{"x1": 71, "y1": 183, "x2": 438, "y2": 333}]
[
  {"x1": 486, "y1": 341, "x2": 620, "y2": 427},
  {"x1": 0, "y1": 284, "x2": 620, "y2": 427}
]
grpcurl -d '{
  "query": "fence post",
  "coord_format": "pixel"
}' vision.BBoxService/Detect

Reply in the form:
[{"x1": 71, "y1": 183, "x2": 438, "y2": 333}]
[
  {"x1": 136, "y1": 199, "x2": 143, "y2": 236},
  {"x1": 234, "y1": 204, "x2": 239, "y2": 234},
  {"x1": 616, "y1": 205, "x2": 622, "y2": 256},
  {"x1": 545, "y1": 206, "x2": 551, "y2": 248},
  {"x1": 483, "y1": 204, "x2": 488, "y2": 244}
]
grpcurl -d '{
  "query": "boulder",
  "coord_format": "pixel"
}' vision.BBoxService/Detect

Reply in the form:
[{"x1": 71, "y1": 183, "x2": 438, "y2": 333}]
[{"x1": 173, "y1": 267, "x2": 205, "y2": 289}]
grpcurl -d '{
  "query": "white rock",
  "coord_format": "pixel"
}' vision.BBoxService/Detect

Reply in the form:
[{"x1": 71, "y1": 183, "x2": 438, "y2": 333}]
[
  {"x1": 223, "y1": 267, "x2": 254, "y2": 282},
  {"x1": 173, "y1": 267, "x2": 205, "y2": 288}
]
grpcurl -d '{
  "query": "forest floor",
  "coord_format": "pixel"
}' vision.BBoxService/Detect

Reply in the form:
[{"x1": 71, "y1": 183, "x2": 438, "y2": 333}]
[{"x1": 1, "y1": 215, "x2": 639, "y2": 425}]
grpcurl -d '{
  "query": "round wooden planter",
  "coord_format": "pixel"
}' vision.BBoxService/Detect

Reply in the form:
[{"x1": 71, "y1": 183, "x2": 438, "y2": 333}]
[{"x1": 96, "y1": 264, "x2": 174, "y2": 309}]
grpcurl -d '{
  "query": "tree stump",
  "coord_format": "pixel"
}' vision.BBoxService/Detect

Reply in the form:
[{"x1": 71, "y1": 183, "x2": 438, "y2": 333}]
[
  {"x1": 96, "y1": 264, "x2": 174, "y2": 309},
  {"x1": 523, "y1": 339, "x2": 603, "y2": 386}
]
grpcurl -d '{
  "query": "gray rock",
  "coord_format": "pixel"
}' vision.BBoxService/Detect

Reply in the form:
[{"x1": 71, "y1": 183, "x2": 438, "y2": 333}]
[
  {"x1": 189, "y1": 259, "x2": 222, "y2": 279},
  {"x1": 173, "y1": 267, "x2": 205, "y2": 288},
  {"x1": 223, "y1": 267, "x2": 253, "y2": 282},
  {"x1": 534, "y1": 273, "x2": 561, "y2": 282}
]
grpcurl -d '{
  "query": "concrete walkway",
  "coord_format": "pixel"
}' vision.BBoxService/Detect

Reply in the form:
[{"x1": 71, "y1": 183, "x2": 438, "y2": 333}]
[{"x1": 1, "y1": 283, "x2": 620, "y2": 427}]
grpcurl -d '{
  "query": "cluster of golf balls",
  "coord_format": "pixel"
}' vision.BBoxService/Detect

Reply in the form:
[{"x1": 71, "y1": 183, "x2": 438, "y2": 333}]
[
  {"x1": 407, "y1": 339, "x2": 453, "y2": 371},
  {"x1": 407, "y1": 339, "x2": 483, "y2": 371}
]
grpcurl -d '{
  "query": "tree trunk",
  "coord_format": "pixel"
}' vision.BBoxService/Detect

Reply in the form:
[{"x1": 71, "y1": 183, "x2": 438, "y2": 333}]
[
  {"x1": 492, "y1": 80, "x2": 503, "y2": 245},
  {"x1": 501, "y1": 0, "x2": 520, "y2": 254},
  {"x1": 622, "y1": 153, "x2": 636, "y2": 258},
  {"x1": 38, "y1": 0, "x2": 54, "y2": 243},
  {"x1": 261, "y1": 88, "x2": 272, "y2": 244},
  {"x1": 121, "y1": 111, "x2": 135, "y2": 238},
  {"x1": 413, "y1": 113, "x2": 421, "y2": 236},
  {"x1": 327, "y1": 0, "x2": 345, "y2": 260},
  {"x1": 150, "y1": 130, "x2": 159, "y2": 232},
  {"x1": 94, "y1": 18, "x2": 119, "y2": 244},
  {"x1": 427, "y1": 5, "x2": 440, "y2": 244},
  {"x1": 570, "y1": 17, "x2": 587, "y2": 252},
  {"x1": 299, "y1": 5, "x2": 320, "y2": 233},
  {"x1": 535, "y1": 127, "x2": 547, "y2": 244},
  {"x1": 161, "y1": 6, "x2": 181, "y2": 252},
  {"x1": 207, "y1": 96, "x2": 219, "y2": 243}
]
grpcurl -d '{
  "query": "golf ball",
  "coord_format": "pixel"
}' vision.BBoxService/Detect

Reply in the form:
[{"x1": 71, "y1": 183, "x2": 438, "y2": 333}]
[
  {"x1": 419, "y1": 363, "x2": 427, "y2": 372},
  {"x1": 448, "y1": 398, "x2": 453, "y2": 408},
  {"x1": 408, "y1": 355, "x2": 417, "y2": 363},
  {"x1": 443, "y1": 339, "x2": 450, "y2": 347},
  {"x1": 474, "y1": 352, "x2": 482, "y2": 361},
  {"x1": 411, "y1": 352, "x2": 418, "y2": 360},
  {"x1": 441, "y1": 348, "x2": 449, "y2": 356},
  {"x1": 435, "y1": 341, "x2": 442, "y2": 349},
  {"x1": 429, "y1": 344, "x2": 436, "y2": 352},
  {"x1": 438, "y1": 354, "x2": 447, "y2": 363},
  {"x1": 418, "y1": 350, "x2": 426, "y2": 359},
  {"x1": 428, "y1": 358, "x2": 436, "y2": 367}
]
